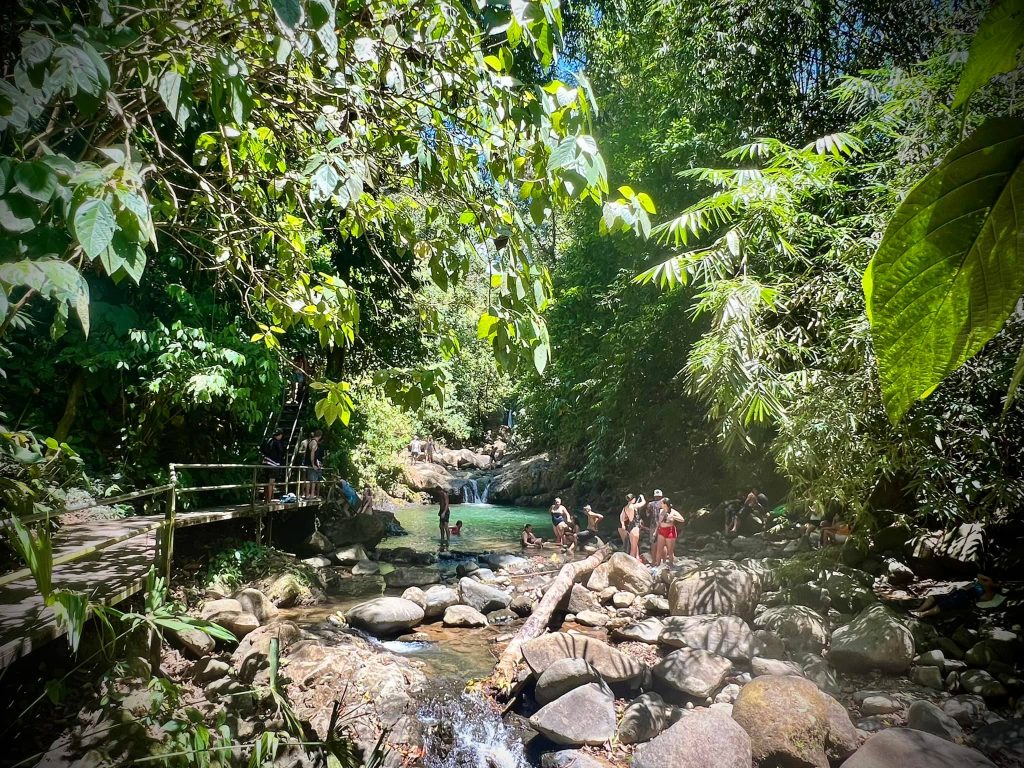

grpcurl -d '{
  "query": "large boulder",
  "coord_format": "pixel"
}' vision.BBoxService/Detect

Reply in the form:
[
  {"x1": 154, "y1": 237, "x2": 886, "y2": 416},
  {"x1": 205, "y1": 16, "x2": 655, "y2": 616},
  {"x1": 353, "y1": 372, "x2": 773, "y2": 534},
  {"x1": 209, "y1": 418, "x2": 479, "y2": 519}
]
[
  {"x1": 206, "y1": 610, "x2": 260, "y2": 640},
  {"x1": 321, "y1": 512, "x2": 388, "y2": 549},
  {"x1": 200, "y1": 598, "x2": 243, "y2": 621},
  {"x1": 830, "y1": 605, "x2": 914, "y2": 673},
  {"x1": 422, "y1": 585, "x2": 460, "y2": 619},
  {"x1": 442, "y1": 605, "x2": 488, "y2": 628},
  {"x1": 912, "y1": 523, "x2": 986, "y2": 575},
  {"x1": 345, "y1": 597, "x2": 424, "y2": 636},
  {"x1": 384, "y1": 566, "x2": 441, "y2": 588},
  {"x1": 168, "y1": 627, "x2": 215, "y2": 659},
  {"x1": 561, "y1": 583, "x2": 601, "y2": 615},
  {"x1": 617, "y1": 692, "x2": 680, "y2": 745},
  {"x1": 907, "y1": 700, "x2": 964, "y2": 742},
  {"x1": 843, "y1": 728, "x2": 996, "y2": 768},
  {"x1": 486, "y1": 453, "x2": 567, "y2": 504},
  {"x1": 522, "y1": 632, "x2": 645, "y2": 684},
  {"x1": 233, "y1": 588, "x2": 278, "y2": 623},
  {"x1": 668, "y1": 562, "x2": 762, "y2": 619},
  {"x1": 756, "y1": 605, "x2": 830, "y2": 652},
  {"x1": 535, "y1": 658, "x2": 602, "y2": 706},
  {"x1": 659, "y1": 615, "x2": 758, "y2": 661},
  {"x1": 458, "y1": 577, "x2": 511, "y2": 613},
  {"x1": 970, "y1": 719, "x2": 1024, "y2": 766},
  {"x1": 606, "y1": 552, "x2": 655, "y2": 595},
  {"x1": 614, "y1": 618, "x2": 665, "y2": 644},
  {"x1": 528, "y1": 683, "x2": 616, "y2": 746},
  {"x1": 631, "y1": 709, "x2": 752, "y2": 768},
  {"x1": 652, "y1": 647, "x2": 732, "y2": 699},
  {"x1": 732, "y1": 675, "x2": 858, "y2": 768}
]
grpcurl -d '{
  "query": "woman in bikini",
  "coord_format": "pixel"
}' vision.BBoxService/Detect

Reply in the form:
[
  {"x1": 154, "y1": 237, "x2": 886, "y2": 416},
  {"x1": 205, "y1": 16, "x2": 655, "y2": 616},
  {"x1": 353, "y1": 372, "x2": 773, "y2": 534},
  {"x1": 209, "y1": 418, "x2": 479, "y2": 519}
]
[
  {"x1": 618, "y1": 493, "x2": 646, "y2": 559},
  {"x1": 655, "y1": 499, "x2": 684, "y2": 565}
]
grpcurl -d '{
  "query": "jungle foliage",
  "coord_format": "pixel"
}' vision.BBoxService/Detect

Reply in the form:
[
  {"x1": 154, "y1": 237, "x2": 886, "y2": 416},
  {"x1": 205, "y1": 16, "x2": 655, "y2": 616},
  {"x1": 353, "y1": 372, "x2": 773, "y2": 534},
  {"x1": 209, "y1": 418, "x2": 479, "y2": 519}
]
[{"x1": 518, "y1": 0, "x2": 1024, "y2": 524}]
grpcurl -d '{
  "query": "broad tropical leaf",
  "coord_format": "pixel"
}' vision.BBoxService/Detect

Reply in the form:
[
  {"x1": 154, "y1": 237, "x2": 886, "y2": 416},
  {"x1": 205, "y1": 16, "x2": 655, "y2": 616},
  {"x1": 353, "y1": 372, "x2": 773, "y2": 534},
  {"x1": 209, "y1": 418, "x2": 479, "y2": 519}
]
[
  {"x1": 952, "y1": 0, "x2": 1024, "y2": 108},
  {"x1": 864, "y1": 117, "x2": 1024, "y2": 422}
]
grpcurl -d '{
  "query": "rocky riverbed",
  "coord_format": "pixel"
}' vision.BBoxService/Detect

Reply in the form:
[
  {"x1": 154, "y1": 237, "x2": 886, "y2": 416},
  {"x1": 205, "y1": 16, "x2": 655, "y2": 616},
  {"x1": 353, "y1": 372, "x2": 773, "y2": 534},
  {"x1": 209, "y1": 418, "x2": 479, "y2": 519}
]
[{"x1": 31, "y1": 515, "x2": 1024, "y2": 768}]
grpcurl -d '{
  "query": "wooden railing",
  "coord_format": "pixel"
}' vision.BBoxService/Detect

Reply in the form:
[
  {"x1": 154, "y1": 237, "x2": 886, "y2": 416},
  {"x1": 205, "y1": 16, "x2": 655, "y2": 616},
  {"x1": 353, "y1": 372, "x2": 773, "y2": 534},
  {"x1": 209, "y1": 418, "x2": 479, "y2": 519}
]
[{"x1": 0, "y1": 462, "x2": 317, "y2": 590}]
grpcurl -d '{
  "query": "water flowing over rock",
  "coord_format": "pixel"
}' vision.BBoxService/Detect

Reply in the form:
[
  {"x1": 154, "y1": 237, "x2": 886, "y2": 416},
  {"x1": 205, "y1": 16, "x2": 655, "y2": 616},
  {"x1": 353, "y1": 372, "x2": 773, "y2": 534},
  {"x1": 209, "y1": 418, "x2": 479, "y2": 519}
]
[
  {"x1": 630, "y1": 709, "x2": 752, "y2": 768},
  {"x1": 521, "y1": 632, "x2": 645, "y2": 684},
  {"x1": 668, "y1": 561, "x2": 762, "y2": 619},
  {"x1": 420, "y1": 694, "x2": 528, "y2": 768},
  {"x1": 830, "y1": 605, "x2": 914, "y2": 673},
  {"x1": 843, "y1": 728, "x2": 996, "y2": 768},
  {"x1": 731, "y1": 675, "x2": 857, "y2": 768},
  {"x1": 659, "y1": 615, "x2": 758, "y2": 661},
  {"x1": 345, "y1": 597, "x2": 425, "y2": 636},
  {"x1": 528, "y1": 683, "x2": 616, "y2": 746}
]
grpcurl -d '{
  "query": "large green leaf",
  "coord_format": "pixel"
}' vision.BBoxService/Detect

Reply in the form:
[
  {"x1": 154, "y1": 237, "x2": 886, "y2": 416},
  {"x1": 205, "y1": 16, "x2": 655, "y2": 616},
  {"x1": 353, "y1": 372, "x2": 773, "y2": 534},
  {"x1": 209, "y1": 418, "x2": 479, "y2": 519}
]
[
  {"x1": 14, "y1": 161, "x2": 58, "y2": 202},
  {"x1": 864, "y1": 117, "x2": 1024, "y2": 423},
  {"x1": 72, "y1": 197, "x2": 116, "y2": 259},
  {"x1": 952, "y1": 0, "x2": 1024, "y2": 108}
]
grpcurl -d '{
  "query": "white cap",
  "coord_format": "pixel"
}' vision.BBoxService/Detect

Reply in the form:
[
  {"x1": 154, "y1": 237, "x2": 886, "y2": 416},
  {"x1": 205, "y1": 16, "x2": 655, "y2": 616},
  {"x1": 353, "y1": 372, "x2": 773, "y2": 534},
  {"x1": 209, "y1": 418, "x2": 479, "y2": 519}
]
[{"x1": 654, "y1": 489, "x2": 664, "y2": 497}]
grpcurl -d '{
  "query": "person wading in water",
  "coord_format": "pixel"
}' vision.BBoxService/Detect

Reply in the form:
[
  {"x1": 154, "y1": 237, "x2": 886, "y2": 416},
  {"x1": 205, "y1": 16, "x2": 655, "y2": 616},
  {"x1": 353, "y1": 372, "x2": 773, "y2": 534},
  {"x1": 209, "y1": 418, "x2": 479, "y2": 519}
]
[{"x1": 437, "y1": 490, "x2": 451, "y2": 550}]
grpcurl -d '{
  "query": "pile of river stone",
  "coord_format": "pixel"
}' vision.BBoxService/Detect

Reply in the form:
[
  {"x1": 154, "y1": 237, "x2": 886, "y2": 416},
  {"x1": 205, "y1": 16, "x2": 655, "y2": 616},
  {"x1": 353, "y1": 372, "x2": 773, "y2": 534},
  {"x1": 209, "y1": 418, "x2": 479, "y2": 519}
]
[{"x1": 342, "y1": 545, "x2": 1022, "y2": 767}]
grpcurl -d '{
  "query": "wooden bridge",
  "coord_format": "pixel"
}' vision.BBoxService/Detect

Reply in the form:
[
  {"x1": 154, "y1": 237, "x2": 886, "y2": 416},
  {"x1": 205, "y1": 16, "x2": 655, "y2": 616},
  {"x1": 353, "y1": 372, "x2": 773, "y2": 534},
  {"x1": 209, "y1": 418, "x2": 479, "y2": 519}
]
[{"x1": 0, "y1": 463, "x2": 323, "y2": 670}]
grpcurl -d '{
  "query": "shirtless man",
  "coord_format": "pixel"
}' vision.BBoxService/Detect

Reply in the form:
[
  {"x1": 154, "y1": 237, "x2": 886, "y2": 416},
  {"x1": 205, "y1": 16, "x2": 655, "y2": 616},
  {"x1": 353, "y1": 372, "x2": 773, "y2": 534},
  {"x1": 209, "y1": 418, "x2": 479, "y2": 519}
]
[
  {"x1": 645, "y1": 490, "x2": 664, "y2": 548},
  {"x1": 577, "y1": 504, "x2": 604, "y2": 546},
  {"x1": 550, "y1": 497, "x2": 570, "y2": 545}
]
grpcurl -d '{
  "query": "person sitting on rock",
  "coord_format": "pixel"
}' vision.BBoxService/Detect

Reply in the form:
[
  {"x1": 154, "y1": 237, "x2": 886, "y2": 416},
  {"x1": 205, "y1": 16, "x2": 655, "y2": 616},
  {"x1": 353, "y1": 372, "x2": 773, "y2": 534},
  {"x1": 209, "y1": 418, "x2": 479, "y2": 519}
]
[
  {"x1": 521, "y1": 524, "x2": 544, "y2": 548},
  {"x1": 910, "y1": 574, "x2": 1004, "y2": 618},
  {"x1": 449, "y1": 520, "x2": 463, "y2": 537}
]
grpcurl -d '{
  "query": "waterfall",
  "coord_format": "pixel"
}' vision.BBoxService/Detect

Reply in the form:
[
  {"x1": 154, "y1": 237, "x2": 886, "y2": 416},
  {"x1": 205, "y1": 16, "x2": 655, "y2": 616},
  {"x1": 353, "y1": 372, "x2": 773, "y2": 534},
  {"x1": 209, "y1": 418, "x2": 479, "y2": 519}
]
[
  {"x1": 419, "y1": 693, "x2": 527, "y2": 768},
  {"x1": 462, "y1": 479, "x2": 480, "y2": 504},
  {"x1": 480, "y1": 478, "x2": 495, "y2": 504}
]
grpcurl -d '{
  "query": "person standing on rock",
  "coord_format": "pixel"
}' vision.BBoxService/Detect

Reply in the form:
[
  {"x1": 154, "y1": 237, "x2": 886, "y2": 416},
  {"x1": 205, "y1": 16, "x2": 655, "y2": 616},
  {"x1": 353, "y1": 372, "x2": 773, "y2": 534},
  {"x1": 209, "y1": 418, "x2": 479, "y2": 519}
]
[
  {"x1": 425, "y1": 437, "x2": 435, "y2": 463},
  {"x1": 645, "y1": 490, "x2": 665, "y2": 550},
  {"x1": 357, "y1": 485, "x2": 373, "y2": 515},
  {"x1": 655, "y1": 499, "x2": 685, "y2": 565},
  {"x1": 550, "y1": 497, "x2": 570, "y2": 545},
  {"x1": 619, "y1": 493, "x2": 646, "y2": 559},
  {"x1": 437, "y1": 490, "x2": 451, "y2": 550},
  {"x1": 410, "y1": 435, "x2": 423, "y2": 462}
]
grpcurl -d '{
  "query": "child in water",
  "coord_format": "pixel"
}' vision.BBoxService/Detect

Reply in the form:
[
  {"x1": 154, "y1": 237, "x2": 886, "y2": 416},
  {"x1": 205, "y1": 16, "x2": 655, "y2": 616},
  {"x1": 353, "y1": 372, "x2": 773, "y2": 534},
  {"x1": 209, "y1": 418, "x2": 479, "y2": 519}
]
[{"x1": 449, "y1": 520, "x2": 463, "y2": 537}]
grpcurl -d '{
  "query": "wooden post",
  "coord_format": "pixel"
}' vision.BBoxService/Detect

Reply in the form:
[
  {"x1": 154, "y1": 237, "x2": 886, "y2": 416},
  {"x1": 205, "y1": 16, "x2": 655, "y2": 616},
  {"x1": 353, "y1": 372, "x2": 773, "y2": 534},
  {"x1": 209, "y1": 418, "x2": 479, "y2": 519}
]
[
  {"x1": 158, "y1": 465, "x2": 178, "y2": 584},
  {"x1": 250, "y1": 466, "x2": 258, "y2": 513}
]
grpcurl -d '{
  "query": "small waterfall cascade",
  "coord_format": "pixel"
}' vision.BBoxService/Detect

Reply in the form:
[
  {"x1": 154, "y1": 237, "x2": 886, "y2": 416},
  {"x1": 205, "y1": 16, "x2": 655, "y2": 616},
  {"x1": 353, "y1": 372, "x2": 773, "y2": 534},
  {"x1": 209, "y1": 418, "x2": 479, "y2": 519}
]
[
  {"x1": 480, "y1": 478, "x2": 496, "y2": 504},
  {"x1": 462, "y1": 478, "x2": 481, "y2": 504},
  {"x1": 419, "y1": 693, "x2": 527, "y2": 768}
]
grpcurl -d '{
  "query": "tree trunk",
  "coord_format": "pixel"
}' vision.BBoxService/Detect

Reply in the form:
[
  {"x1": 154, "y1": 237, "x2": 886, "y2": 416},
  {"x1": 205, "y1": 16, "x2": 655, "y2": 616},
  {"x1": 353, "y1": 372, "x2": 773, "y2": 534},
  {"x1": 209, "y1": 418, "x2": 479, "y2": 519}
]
[
  {"x1": 482, "y1": 545, "x2": 610, "y2": 700},
  {"x1": 54, "y1": 370, "x2": 85, "y2": 443}
]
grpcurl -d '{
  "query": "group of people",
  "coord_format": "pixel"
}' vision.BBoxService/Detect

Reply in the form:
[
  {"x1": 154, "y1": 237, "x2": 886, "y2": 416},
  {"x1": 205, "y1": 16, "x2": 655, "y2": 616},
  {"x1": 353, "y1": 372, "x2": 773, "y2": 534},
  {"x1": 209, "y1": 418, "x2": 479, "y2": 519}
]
[
  {"x1": 409, "y1": 435, "x2": 437, "y2": 463},
  {"x1": 618, "y1": 489, "x2": 687, "y2": 565}
]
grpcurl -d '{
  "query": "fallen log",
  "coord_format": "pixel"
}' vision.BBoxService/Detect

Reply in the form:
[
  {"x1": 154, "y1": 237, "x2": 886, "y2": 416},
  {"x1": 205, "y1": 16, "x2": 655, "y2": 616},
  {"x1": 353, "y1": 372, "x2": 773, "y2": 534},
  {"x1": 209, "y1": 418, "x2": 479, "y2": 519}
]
[{"x1": 481, "y1": 545, "x2": 611, "y2": 700}]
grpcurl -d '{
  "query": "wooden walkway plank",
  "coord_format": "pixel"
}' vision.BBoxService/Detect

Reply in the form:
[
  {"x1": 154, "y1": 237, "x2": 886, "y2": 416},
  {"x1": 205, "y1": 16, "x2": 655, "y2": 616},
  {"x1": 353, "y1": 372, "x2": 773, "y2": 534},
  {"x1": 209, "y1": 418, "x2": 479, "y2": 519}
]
[{"x1": 0, "y1": 498, "x2": 321, "y2": 670}]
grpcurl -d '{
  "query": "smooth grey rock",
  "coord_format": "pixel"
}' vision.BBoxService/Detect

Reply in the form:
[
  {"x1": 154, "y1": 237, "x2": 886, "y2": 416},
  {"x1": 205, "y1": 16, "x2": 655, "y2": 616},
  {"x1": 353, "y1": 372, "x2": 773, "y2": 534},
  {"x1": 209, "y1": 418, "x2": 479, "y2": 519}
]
[
  {"x1": 528, "y1": 683, "x2": 615, "y2": 746},
  {"x1": 915, "y1": 649, "x2": 945, "y2": 668},
  {"x1": 575, "y1": 610, "x2": 609, "y2": 627},
  {"x1": 907, "y1": 700, "x2": 963, "y2": 742},
  {"x1": 190, "y1": 656, "x2": 230, "y2": 685},
  {"x1": 345, "y1": 597, "x2": 424, "y2": 635},
  {"x1": 535, "y1": 658, "x2": 601, "y2": 706},
  {"x1": 302, "y1": 555, "x2": 333, "y2": 568},
  {"x1": 522, "y1": 632, "x2": 644, "y2": 684},
  {"x1": 232, "y1": 589, "x2": 277, "y2": 623},
  {"x1": 617, "y1": 692, "x2": 677, "y2": 745},
  {"x1": 631, "y1": 709, "x2": 751, "y2": 768},
  {"x1": 751, "y1": 656, "x2": 804, "y2": 678},
  {"x1": 843, "y1": 728, "x2": 996, "y2": 768},
  {"x1": 753, "y1": 629, "x2": 787, "y2": 659},
  {"x1": 564, "y1": 583, "x2": 601, "y2": 615},
  {"x1": 830, "y1": 605, "x2": 914, "y2": 673},
  {"x1": 442, "y1": 605, "x2": 488, "y2": 628},
  {"x1": 612, "y1": 591, "x2": 636, "y2": 608},
  {"x1": 200, "y1": 598, "x2": 243, "y2": 621},
  {"x1": 206, "y1": 610, "x2": 259, "y2": 639},
  {"x1": 660, "y1": 614, "x2": 758, "y2": 661},
  {"x1": 970, "y1": 719, "x2": 1024, "y2": 766},
  {"x1": 606, "y1": 552, "x2": 655, "y2": 594},
  {"x1": 668, "y1": 562, "x2": 762, "y2": 619},
  {"x1": 643, "y1": 594, "x2": 670, "y2": 614},
  {"x1": 960, "y1": 669, "x2": 1008, "y2": 699},
  {"x1": 756, "y1": 604, "x2": 830, "y2": 652},
  {"x1": 458, "y1": 577, "x2": 511, "y2": 613},
  {"x1": 401, "y1": 586, "x2": 427, "y2": 610},
  {"x1": 942, "y1": 694, "x2": 989, "y2": 727},
  {"x1": 333, "y1": 544, "x2": 369, "y2": 565},
  {"x1": 384, "y1": 566, "x2": 440, "y2": 588},
  {"x1": 352, "y1": 560, "x2": 381, "y2": 575},
  {"x1": 423, "y1": 585, "x2": 459, "y2": 618},
  {"x1": 614, "y1": 617, "x2": 665, "y2": 644},
  {"x1": 169, "y1": 627, "x2": 215, "y2": 659},
  {"x1": 911, "y1": 665, "x2": 944, "y2": 690},
  {"x1": 653, "y1": 647, "x2": 732, "y2": 698},
  {"x1": 861, "y1": 695, "x2": 900, "y2": 716}
]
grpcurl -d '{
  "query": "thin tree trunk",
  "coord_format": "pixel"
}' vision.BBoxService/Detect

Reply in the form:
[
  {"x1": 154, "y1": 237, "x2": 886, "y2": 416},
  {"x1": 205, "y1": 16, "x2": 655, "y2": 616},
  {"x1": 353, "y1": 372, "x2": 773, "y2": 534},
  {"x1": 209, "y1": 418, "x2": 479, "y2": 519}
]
[
  {"x1": 482, "y1": 545, "x2": 610, "y2": 700},
  {"x1": 54, "y1": 371, "x2": 85, "y2": 442}
]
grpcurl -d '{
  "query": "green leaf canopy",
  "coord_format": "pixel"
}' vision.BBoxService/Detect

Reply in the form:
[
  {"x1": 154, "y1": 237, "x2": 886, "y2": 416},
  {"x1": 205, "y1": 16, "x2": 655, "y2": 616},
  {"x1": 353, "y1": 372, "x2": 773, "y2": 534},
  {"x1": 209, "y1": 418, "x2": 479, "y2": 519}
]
[{"x1": 864, "y1": 117, "x2": 1024, "y2": 422}]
